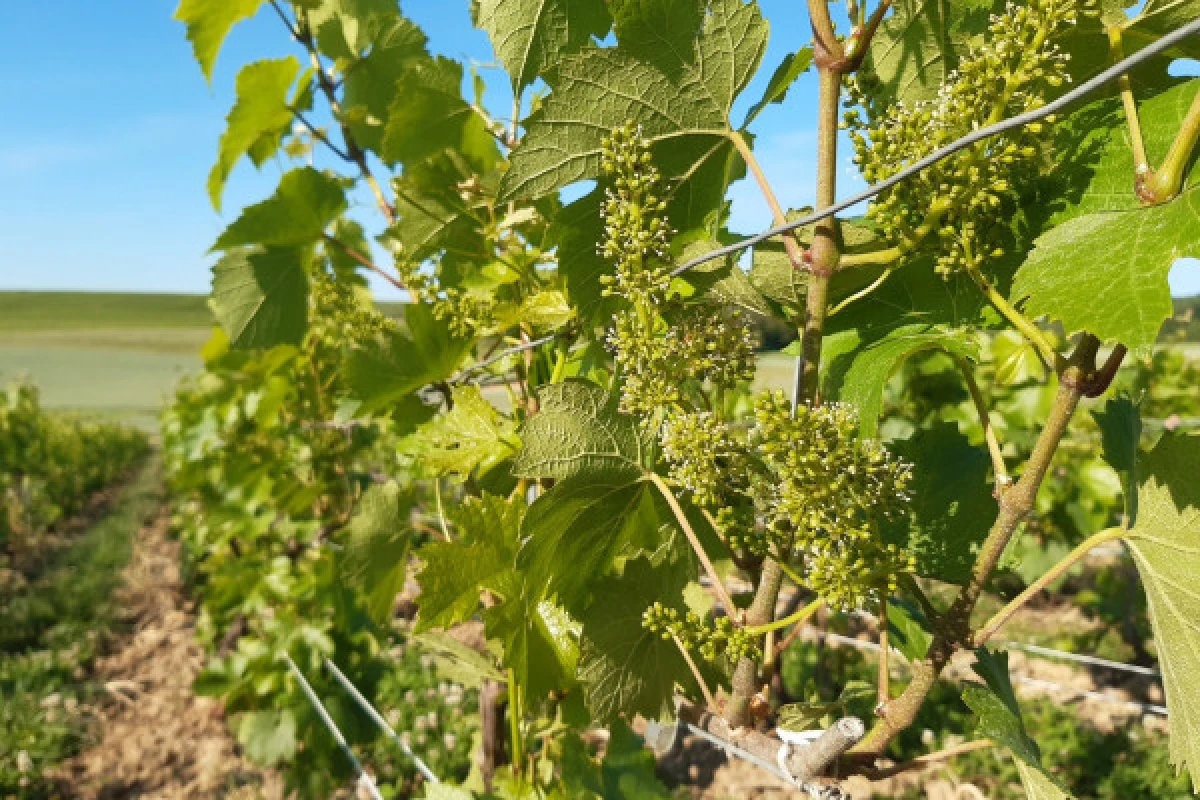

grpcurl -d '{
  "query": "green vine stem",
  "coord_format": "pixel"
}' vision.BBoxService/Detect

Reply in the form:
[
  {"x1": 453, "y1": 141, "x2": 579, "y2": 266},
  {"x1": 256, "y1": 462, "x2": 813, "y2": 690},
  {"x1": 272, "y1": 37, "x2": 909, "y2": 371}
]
[
  {"x1": 1147, "y1": 85, "x2": 1200, "y2": 202},
  {"x1": 647, "y1": 472, "x2": 742, "y2": 624},
  {"x1": 853, "y1": 334, "x2": 1101, "y2": 757},
  {"x1": 744, "y1": 596, "x2": 824, "y2": 636},
  {"x1": 975, "y1": 526, "x2": 1125, "y2": 646},
  {"x1": 954, "y1": 354, "x2": 1010, "y2": 486},
  {"x1": 1107, "y1": 26, "x2": 1150, "y2": 173},
  {"x1": 964, "y1": 261, "x2": 1064, "y2": 373},
  {"x1": 672, "y1": 631, "x2": 719, "y2": 710},
  {"x1": 728, "y1": 0, "x2": 846, "y2": 731},
  {"x1": 730, "y1": 130, "x2": 806, "y2": 269}
]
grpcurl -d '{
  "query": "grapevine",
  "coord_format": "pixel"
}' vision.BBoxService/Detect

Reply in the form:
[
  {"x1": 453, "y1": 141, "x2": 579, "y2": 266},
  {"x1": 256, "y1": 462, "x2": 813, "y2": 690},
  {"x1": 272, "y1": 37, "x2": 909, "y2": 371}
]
[{"x1": 157, "y1": 0, "x2": 1200, "y2": 797}]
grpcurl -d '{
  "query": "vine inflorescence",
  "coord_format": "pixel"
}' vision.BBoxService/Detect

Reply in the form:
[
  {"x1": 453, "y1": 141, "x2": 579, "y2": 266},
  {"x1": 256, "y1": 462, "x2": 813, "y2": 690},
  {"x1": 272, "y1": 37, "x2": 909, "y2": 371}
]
[
  {"x1": 847, "y1": 0, "x2": 1088, "y2": 275},
  {"x1": 597, "y1": 125, "x2": 918, "y2": 664}
]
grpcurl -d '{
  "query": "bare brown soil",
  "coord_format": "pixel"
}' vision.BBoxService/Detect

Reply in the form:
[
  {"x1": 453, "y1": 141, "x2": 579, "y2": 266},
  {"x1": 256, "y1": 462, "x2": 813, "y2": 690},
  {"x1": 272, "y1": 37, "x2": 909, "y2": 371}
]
[{"x1": 50, "y1": 509, "x2": 284, "y2": 800}]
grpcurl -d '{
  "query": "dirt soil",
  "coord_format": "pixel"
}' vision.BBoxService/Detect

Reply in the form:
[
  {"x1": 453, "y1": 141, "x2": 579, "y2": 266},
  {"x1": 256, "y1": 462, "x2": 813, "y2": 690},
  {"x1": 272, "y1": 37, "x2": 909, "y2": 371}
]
[{"x1": 51, "y1": 509, "x2": 284, "y2": 800}]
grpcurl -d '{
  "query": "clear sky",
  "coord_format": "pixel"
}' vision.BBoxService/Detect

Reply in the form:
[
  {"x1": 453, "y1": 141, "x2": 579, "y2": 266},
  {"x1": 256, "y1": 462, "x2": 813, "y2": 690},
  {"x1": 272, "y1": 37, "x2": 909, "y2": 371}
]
[{"x1": 0, "y1": 2, "x2": 1195, "y2": 300}]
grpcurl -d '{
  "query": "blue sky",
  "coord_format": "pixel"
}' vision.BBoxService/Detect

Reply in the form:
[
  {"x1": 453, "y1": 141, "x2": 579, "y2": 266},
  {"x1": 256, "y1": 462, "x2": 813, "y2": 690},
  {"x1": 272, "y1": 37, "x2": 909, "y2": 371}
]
[{"x1": 0, "y1": 1, "x2": 1195, "y2": 299}]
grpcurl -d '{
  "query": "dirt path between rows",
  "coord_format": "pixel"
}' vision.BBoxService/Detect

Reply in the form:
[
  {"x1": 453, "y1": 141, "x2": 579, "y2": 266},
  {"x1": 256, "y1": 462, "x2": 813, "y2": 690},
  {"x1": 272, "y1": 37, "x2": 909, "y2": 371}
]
[{"x1": 52, "y1": 507, "x2": 284, "y2": 800}]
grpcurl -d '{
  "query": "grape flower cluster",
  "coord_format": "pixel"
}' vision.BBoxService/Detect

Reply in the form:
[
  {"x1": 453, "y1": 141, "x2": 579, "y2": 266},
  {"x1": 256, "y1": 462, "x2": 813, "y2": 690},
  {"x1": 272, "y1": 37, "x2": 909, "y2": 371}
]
[
  {"x1": 597, "y1": 124, "x2": 919, "y2": 666},
  {"x1": 847, "y1": 0, "x2": 1087, "y2": 275},
  {"x1": 642, "y1": 602, "x2": 762, "y2": 665}
]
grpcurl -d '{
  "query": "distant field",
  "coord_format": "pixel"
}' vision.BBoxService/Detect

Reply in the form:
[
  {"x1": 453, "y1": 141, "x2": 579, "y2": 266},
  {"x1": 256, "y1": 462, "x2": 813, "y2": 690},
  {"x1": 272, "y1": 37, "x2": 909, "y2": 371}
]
[
  {"x1": 0, "y1": 292, "x2": 214, "y2": 331},
  {"x1": 0, "y1": 292, "x2": 213, "y2": 427}
]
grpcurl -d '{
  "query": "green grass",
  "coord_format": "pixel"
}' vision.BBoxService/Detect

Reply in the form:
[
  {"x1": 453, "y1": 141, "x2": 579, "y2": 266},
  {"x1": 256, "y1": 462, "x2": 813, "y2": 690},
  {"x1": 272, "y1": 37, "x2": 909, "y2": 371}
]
[
  {"x1": 0, "y1": 292, "x2": 213, "y2": 331},
  {"x1": 0, "y1": 293, "x2": 213, "y2": 427},
  {"x1": 0, "y1": 457, "x2": 162, "y2": 797}
]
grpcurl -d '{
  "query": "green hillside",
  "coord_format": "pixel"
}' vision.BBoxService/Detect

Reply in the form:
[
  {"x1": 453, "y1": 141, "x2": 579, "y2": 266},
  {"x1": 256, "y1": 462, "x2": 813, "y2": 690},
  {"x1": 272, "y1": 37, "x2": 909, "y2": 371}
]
[{"x1": 0, "y1": 292, "x2": 213, "y2": 331}]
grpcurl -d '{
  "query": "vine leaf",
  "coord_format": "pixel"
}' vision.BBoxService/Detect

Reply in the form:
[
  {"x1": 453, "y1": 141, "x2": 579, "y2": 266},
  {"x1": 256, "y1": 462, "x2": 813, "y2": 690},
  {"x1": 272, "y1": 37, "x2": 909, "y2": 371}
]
[
  {"x1": 610, "y1": 0, "x2": 705, "y2": 77},
  {"x1": 514, "y1": 379, "x2": 649, "y2": 481},
  {"x1": 743, "y1": 47, "x2": 814, "y2": 127},
  {"x1": 1121, "y1": 431, "x2": 1200, "y2": 787},
  {"x1": 888, "y1": 421, "x2": 996, "y2": 585},
  {"x1": 498, "y1": 0, "x2": 766, "y2": 227},
  {"x1": 862, "y1": 0, "x2": 995, "y2": 106},
  {"x1": 210, "y1": 247, "x2": 309, "y2": 348},
  {"x1": 307, "y1": 0, "x2": 403, "y2": 59},
  {"x1": 484, "y1": 573, "x2": 581, "y2": 697},
  {"x1": 548, "y1": 188, "x2": 618, "y2": 326},
  {"x1": 339, "y1": 481, "x2": 413, "y2": 627},
  {"x1": 407, "y1": 385, "x2": 520, "y2": 478},
  {"x1": 1011, "y1": 79, "x2": 1200, "y2": 355},
  {"x1": 213, "y1": 167, "x2": 348, "y2": 251},
  {"x1": 209, "y1": 57, "x2": 307, "y2": 211},
  {"x1": 338, "y1": 14, "x2": 429, "y2": 155},
  {"x1": 1092, "y1": 393, "x2": 1142, "y2": 520},
  {"x1": 416, "y1": 494, "x2": 523, "y2": 633},
  {"x1": 344, "y1": 304, "x2": 472, "y2": 414},
  {"x1": 576, "y1": 557, "x2": 695, "y2": 724},
  {"x1": 819, "y1": 323, "x2": 979, "y2": 438},
  {"x1": 236, "y1": 709, "x2": 298, "y2": 765},
  {"x1": 962, "y1": 649, "x2": 1073, "y2": 798},
  {"x1": 518, "y1": 473, "x2": 668, "y2": 610},
  {"x1": 750, "y1": 212, "x2": 884, "y2": 316},
  {"x1": 382, "y1": 57, "x2": 500, "y2": 169},
  {"x1": 474, "y1": 0, "x2": 612, "y2": 91},
  {"x1": 175, "y1": 0, "x2": 267, "y2": 81}
]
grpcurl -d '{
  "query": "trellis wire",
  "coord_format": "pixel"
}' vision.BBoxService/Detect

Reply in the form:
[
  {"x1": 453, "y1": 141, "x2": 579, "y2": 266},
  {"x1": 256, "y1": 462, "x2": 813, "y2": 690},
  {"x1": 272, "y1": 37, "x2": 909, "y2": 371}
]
[
  {"x1": 324, "y1": 656, "x2": 441, "y2": 784},
  {"x1": 812, "y1": 629, "x2": 1169, "y2": 717},
  {"x1": 669, "y1": 15, "x2": 1200, "y2": 278},
  {"x1": 458, "y1": 17, "x2": 1200, "y2": 379},
  {"x1": 284, "y1": 653, "x2": 386, "y2": 800},
  {"x1": 999, "y1": 640, "x2": 1161, "y2": 678}
]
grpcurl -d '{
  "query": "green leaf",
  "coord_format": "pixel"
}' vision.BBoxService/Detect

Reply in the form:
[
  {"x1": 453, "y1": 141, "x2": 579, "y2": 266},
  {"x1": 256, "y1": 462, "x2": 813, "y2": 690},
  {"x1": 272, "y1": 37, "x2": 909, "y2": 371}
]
[
  {"x1": 611, "y1": 0, "x2": 705, "y2": 77},
  {"x1": 1092, "y1": 393, "x2": 1142, "y2": 520},
  {"x1": 743, "y1": 47, "x2": 813, "y2": 126},
  {"x1": 749, "y1": 212, "x2": 884, "y2": 316},
  {"x1": 209, "y1": 248, "x2": 309, "y2": 349},
  {"x1": 382, "y1": 57, "x2": 500, "y2": 169},
  {"x1": 344, "y1": 303, "x2": 473, "y2": 413},
  {"x1": 514, "y1": 379, "x2": 649, "y2": 481},
  {"x1": 414, "y1": 631, "x2": 506, "y2": 687},
  {"x1": 408, "y1": 385, "x2": 520, "y2": 477},
  {"x1": 674, "y1": 236, "x2": 773, "y2": 316},
  {"x1": 499, "y1": 0, "x2": 767, "y2": 226},
  {"x1": 339, "y1": 481, "x2": 413, "y2": 627},
  {"x1": 474, "y1": 0, "x2": 612, "y2": 91},
  {"x1": 1015, "y1": 761, "x2": 1074, "y2": 800},
  {"x1": 576, "y1": 557, "x2": 695, "y2": 723},
  {"x1": 887, "y1": 600, "x2": 933, "y2": 663},
  {"x1": 175, "y1": 0, "x2": 268, "y2": 81},
  {"x1": 420, "y1": 786, "x2": 475, "y2": 800},
  {"x1": 862, "y1": 0, "x2": 995, "y2": 105},
  {"x1": 213, "y1": 167, "x2": 347, "y2": 251},
  {"x1": 1121, "y1": 431, "x2": 1200, "y2": 788},
  {"x1": 1011, "y1": 80, "x2": 1200, "y2": 354},
  {"x1": 601, "y1": 719, "x2": 673, "y2": 797},
  {"x1": 339, "y1": 15, "x2": 429, "y2": 155},
  {"x1": 963, "y1": 649, "x2": 1071, "y2": 796},
  {"x1": 518, "y1": 473, "x2": 669, "y2": 609},
  {"x1": 548, "y1": 188, "x2": 618, "y2": 326},
  {"x1": 209, "y1": 57, "x2": 304, "y2": 211},
  {"x1": 821, "y1": 324, "x2": 979, "y2": 438},
  {"x1": 888, "y1": 421, "x2": 996, "y2": 584},
  {"x1": 416, "y1": 547, "x2": 510, "y2": 632},
  {"x1": 307, "y1": 0, "x2": 402, "y2": 58},
  {"x1": 237, "y1": 709, "x2": 297, "y2": 765},
  {"x1": 1010, "y1": 192, "x2": 1199, "y2": 354},
  {"x1": 484, "y1": 573, "x2": 581, "y2": 697}
]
